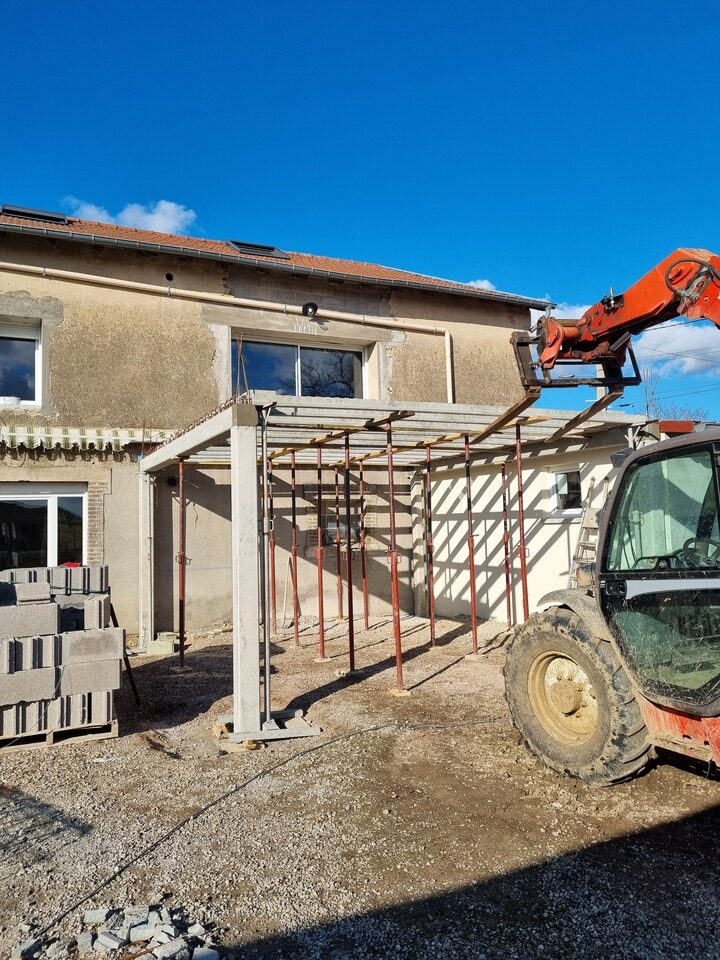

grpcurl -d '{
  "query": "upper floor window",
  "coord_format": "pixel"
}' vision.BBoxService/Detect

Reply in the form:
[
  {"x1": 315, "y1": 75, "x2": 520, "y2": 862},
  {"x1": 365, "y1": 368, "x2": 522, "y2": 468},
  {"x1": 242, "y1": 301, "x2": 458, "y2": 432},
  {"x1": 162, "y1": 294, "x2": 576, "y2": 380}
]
[
  {"x1": 0, "y1": 321, "x2": 41, "y2": 406},
  {"x1": 232, "y1": 339, "x2": 363, "y2": 399}
]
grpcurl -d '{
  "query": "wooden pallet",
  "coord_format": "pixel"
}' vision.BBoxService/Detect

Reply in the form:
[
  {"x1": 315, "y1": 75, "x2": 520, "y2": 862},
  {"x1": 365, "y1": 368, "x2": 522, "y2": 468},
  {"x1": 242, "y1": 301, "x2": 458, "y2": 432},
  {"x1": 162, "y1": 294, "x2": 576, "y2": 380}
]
[{"x1": 0, "y1": 719, "x2": 118, "y2": 754}]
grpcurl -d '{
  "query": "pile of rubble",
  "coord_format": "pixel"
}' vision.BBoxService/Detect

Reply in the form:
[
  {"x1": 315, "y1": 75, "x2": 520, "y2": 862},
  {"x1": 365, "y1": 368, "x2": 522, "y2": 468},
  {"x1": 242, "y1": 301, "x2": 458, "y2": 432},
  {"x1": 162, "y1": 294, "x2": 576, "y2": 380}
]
[{"x1": 12, "y1": 904, "x2": 224, "y2": 959}]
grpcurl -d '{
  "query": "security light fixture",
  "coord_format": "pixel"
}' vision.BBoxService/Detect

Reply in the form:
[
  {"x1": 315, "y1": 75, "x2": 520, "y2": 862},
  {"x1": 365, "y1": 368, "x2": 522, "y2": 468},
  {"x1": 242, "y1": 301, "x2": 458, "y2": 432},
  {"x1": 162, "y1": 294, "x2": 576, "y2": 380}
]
[{"x1": 302, "y1": 302, "x2": 319, "y2": 318}]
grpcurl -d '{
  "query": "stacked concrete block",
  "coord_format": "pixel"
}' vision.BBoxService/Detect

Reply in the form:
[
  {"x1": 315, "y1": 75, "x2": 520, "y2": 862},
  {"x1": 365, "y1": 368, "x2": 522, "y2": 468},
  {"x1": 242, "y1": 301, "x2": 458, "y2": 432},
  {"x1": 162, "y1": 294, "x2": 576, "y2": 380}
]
[{"x1": 0, "y1": 566, "x2": 123, "y2": 749}]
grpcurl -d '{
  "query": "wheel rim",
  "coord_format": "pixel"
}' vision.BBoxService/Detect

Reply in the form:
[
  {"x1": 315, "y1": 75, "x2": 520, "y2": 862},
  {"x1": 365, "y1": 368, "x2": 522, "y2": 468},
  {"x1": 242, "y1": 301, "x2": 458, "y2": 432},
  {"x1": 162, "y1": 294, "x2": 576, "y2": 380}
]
[{"x1": 527, "y1": 650, "x2": 598, "y2": 744}]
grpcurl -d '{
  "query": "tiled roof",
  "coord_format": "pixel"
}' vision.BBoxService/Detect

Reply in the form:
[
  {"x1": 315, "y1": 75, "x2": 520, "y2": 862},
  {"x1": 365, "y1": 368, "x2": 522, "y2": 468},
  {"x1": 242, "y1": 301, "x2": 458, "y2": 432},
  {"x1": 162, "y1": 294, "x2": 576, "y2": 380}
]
[{"x1": 0, "y1": 210, "x2": 552, "y2": 309}]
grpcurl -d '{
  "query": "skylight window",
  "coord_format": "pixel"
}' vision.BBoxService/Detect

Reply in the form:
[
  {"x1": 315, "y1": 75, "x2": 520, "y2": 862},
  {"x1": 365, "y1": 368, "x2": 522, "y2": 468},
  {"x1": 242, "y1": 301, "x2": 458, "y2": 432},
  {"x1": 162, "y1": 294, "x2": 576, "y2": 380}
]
[
  {"x1": 227, "y1": 239, "x2": 289, "y2": 259},
  {"x1": 0, "y1": 204, "x2": 69, "y2": 225}
]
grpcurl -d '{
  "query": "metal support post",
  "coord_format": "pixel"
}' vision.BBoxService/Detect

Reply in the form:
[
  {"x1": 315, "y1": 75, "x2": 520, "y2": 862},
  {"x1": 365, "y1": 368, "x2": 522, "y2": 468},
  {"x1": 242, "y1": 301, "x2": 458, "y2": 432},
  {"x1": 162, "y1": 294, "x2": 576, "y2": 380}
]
[
  {"x1": 359, "y1": 461, "x2": 369, "y2": 631},
  {"x1": 385, "y1": 424, "x2": 407, "y2": 694},
  {"x1": 425, "y1": 445, "x2": 436, "y2": 646},
  {"x1": 515, "y1": 423, "x2": 530, "y2": 622},
  {"x1": 316, "y1": 447, "x2": 328, "y2": 660},
  {"x1": 501, "y1": 463, "x2": 513, "y2": 627},
  {"x1": 290, "y1": 451, "x2": 300, "y2": 646},
  {"x1": 334, "y1": 465, "x2": 344, "y2": 619},
  {"x1": 268, "y1": 458, "x2": 277, "y2": 635},
  {"x1": 464, "y1": 435, "x2": 479, "y2": 656},
  {"x1": 344, "y1": 433, "x2": 356, "y2": 671}
]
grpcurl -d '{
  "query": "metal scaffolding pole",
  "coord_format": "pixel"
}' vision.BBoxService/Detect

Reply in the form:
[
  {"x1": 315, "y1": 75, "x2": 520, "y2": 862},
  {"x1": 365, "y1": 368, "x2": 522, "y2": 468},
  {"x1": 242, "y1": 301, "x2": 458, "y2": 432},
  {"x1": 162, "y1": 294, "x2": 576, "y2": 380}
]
[
  {"x1": 501, "y1": 463, "x2": 513, "y2": 627},
  {"x1": 315, "y1": 446, "x2": 328, "y2": 660},
  {"x1": 464, "y1": 434, "x2": 479, "y2": 656},
  {"x1": 290, "y1": 450, "x2": 300, "y2": 646},
  {"x1": 334, "y1": 466, "x2": 344, "y2": 619},
  {"x1": 425, "y1": 445, "x2": 436, "y2": 646},
  {"x1": 344, "y1": 433, "x2": 356, "y2": 671},
  {"x1": 359, "y1": 461, "x2": 369, "y2": 631},
  {"x1": 515, "y1": 423, "x2": 530, "y2": 621},
  {"x1": 385, "y1": 424, "x2": 406, "y2": 693},
  {"x1": 268, "y1": 458, "x2": 277, "y2": 635},
  {"x1": 176, "y1": 457, "x2": 187, "y2": 669}
]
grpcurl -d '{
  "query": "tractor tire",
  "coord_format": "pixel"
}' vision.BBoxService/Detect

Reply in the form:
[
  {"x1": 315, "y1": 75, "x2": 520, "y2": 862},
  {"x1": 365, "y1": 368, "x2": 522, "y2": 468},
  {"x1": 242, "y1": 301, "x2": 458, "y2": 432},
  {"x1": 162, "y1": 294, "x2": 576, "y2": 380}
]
[{"x1": 504, "y1": 607, "x2": 653, "y2": 786}]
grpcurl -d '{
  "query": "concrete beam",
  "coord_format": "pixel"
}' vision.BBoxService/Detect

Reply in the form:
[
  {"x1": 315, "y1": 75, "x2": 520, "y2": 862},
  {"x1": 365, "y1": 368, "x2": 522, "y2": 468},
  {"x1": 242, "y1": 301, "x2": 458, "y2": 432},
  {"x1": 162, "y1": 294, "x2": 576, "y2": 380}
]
[{"x1": 139, "y1": 405, "x2": 234, "y2": 473}]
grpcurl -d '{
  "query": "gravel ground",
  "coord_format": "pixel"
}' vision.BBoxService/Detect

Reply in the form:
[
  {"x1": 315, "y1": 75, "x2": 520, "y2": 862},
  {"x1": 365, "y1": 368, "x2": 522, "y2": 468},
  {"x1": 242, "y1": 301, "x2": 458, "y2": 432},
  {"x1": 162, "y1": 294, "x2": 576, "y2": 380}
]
[{"x1": 1, "y1": 614, "x2": 719, "y2": 959}]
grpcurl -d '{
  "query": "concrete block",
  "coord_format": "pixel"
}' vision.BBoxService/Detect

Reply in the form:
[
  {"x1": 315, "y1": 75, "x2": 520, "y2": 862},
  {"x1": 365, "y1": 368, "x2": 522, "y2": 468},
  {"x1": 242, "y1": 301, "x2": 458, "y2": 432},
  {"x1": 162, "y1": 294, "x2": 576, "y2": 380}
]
[
  {"x1": 84, "y1": 908, "x2": 111, "y2": 926},
  {"x1": 0, "y1": 602, "x2": 60, "y2": 640},
  {"x1": 0, "y1": 667, "x2": 58, "y2": 706},
  {"x1": 17, "y1": 634, "x2": 59, "y2": 670},
  {"x1": 148, "y1": 632, "x2": 177, "y2": 655},
  {"x1": 15, "y1": 581, "x2": 51, "y2": 604},
  {"x1": 192, "y1": 949, "x2": 219, "y2": 960},
  {"x1": 153, "y1": 940, "x2": 189, "y2": 959},
  {"x1": 76, "y1": 931, "x2": 95, "y2": 954},
  {"x1": 130, "y1": 923, "x2": 157, "y2": 943},
  {"x1": 0, "y1": 638, "x2": 15, "y2": 673},
  {"x1": 61, "y1": 628, "x2": 124, "y2": 665},
  {"x1": 60, "y1": 660, "x2": 120, "y2": 696},
  {"x1": 95, "y1": 931, "x2": 125, "y2": 951},
  {"x1": 84, "y1": 594, "x2": 111, "y2": 630}
]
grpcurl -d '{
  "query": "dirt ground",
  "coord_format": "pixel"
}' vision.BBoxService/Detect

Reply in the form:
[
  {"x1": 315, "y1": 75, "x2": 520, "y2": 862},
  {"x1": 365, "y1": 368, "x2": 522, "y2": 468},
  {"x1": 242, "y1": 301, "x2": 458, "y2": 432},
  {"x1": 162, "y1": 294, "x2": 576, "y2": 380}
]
[{"x1": 1, "y1": 615, "x2": 719, "y2": 959}]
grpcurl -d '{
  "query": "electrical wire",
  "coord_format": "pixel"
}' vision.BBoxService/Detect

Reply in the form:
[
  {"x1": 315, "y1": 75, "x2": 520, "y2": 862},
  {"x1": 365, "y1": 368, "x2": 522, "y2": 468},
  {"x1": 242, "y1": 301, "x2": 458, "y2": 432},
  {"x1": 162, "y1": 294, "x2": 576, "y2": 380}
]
[{"x1": 35, "y1": 714, "x2": 501, "y2": 941}]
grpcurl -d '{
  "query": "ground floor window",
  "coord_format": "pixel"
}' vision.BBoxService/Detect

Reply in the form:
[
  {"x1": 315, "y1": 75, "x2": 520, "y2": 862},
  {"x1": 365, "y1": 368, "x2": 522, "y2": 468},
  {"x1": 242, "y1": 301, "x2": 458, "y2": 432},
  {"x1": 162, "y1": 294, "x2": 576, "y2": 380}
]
[
  {"x1": 0, "y1": 483, "x2": 87, "y2": 569},
  {"x1": 552, "y1": 470, "x2": 583, "y2": 515},
  {"x1": 232, "y1": 339, "x2": 363, "y2": 399}
]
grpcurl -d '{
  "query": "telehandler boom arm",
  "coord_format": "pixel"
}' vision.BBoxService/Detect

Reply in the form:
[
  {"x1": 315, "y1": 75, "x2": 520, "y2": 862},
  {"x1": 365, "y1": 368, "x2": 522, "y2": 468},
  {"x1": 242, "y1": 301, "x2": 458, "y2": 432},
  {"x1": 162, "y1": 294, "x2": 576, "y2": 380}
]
[{"x1": 535, "y1": 248, "x2": 720, "y2": 371}]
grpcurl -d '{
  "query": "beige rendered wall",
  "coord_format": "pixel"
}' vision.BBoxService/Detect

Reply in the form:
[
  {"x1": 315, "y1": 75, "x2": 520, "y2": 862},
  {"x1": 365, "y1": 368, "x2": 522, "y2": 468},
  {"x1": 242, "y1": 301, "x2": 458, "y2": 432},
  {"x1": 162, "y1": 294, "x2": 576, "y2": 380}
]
[{"x1": 423, "y1": 444, "x2": 622, "y2": 624}]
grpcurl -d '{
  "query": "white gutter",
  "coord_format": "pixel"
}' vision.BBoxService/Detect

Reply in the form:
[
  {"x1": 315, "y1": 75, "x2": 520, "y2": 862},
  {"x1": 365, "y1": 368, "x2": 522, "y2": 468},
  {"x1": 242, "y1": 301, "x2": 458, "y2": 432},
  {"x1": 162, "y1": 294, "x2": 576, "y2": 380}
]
[{"x1": 0, "y1": 260, "x2": 458, "y2": 404}]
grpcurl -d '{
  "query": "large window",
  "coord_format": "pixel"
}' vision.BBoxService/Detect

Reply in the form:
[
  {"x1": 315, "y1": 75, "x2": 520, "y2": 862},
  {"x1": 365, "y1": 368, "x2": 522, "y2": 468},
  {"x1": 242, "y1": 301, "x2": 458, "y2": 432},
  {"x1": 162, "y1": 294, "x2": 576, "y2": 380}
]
[
  {"x1": 232, "y1": 340, "x2": 363, "y2": 399},
  {"x1": 0, "y1": 322, "x2": 41, "y2": 406},
  {"x1": 0, "y1": 484, "x2": 86, "y2": 569}
]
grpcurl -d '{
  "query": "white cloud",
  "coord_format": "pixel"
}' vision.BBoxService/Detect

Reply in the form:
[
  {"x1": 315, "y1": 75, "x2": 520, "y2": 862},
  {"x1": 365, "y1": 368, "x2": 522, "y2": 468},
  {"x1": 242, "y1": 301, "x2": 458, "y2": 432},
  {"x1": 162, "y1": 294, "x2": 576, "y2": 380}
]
[
  {"x1": 466, "y1": 278, "x2": 497, "y2": 291},
  {"x1": 530, "y1": 302, "x2": 591, "y2": 327},
  {"x1": 64, "y1": 197, "x2": 197, "y2": 234},
  {"x1": 634, "y1": 320, "x2": 720, "y2": 376}
]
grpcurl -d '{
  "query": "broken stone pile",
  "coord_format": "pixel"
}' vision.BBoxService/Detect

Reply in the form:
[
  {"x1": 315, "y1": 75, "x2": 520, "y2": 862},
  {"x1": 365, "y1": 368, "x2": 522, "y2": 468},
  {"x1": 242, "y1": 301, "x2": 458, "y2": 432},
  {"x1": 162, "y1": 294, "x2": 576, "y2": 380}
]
[
  {"x1": 12, "y1": 904, "x2": 223, "y2": 959},
  {"x1": 0, "y1": 566, "x2": 122, "y2": 748}
]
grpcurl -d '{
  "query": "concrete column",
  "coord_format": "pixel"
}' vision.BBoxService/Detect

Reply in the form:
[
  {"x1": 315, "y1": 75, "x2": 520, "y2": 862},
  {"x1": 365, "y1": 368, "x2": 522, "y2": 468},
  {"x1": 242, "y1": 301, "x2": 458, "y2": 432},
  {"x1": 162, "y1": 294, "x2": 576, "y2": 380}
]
[
  {"x1": 138, "y1": 471, "x2": 155, "y2": 647},
  {"x1": 409, "y1": 472, "x2": 426, "y2": 616},
  {"x1": 230, "y1": 404, "x2": 260, "y2": 734}
]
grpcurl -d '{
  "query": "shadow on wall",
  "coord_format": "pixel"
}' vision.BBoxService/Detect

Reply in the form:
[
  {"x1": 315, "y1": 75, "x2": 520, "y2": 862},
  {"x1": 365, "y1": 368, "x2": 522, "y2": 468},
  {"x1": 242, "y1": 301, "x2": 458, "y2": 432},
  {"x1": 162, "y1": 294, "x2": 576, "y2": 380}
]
[
  {"x1": 154, "y1": 467, "x2": 233, "y2": 633},
  {"x1": 231, "y1": 801, "x2": 720, "y2": 960}
]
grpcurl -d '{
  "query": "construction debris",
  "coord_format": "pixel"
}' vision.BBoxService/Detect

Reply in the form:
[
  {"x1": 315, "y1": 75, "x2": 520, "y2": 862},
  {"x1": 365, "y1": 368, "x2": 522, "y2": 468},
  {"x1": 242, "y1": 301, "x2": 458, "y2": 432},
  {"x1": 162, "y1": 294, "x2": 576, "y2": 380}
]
[{"x1": 11, "y1": 903, "x2": 224, "y2": 959}]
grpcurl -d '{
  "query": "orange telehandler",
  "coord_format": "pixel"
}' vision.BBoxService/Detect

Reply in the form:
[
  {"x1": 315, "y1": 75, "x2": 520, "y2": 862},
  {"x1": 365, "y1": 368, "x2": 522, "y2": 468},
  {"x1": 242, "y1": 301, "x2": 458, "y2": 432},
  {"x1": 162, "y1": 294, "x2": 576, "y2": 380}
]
[{"x1": 505, "y1": 249, "x2": 720, "y2": 784}]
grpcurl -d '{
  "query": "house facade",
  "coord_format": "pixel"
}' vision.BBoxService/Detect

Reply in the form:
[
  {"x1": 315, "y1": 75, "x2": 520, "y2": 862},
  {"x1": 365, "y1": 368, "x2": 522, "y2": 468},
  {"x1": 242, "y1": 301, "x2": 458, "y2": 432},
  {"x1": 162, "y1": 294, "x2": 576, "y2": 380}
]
[{"x1": 0, "y1": 205, "x2": 638, "y2": 638}]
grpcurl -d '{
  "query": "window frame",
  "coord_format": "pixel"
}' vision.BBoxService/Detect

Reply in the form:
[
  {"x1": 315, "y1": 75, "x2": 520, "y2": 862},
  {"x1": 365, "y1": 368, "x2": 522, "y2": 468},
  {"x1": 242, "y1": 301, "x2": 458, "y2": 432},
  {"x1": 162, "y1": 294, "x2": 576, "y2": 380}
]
[
  {"x1": 550, "y1": 469, "x2": 583, "y2": 518},
  {"x1": 0, "y1": 483, "x2": 88, "y2": 566},
  {"x1": 232, "y1": 336, "x2": 365, "y2": 400},
  {"x1": 0, "y1": 321, "x2": 42, "y2": 407}
]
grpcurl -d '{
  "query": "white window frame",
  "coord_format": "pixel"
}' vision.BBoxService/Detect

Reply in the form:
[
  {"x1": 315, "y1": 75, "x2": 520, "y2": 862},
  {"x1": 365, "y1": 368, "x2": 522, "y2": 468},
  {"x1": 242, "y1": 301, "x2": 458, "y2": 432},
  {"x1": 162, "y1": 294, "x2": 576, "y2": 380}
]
[
  {"x1": 0, "y1": 483, "x2": 88, "y2": 566},
  {"x1": 551, "y1": 469, "x2": 583, "y2": 519},
  {"x1": 234, "y1": 337, "x2": 365, "y2": 399},
  {"x1": 0, "y1": 320, "x2": 42, "y2": 407}
]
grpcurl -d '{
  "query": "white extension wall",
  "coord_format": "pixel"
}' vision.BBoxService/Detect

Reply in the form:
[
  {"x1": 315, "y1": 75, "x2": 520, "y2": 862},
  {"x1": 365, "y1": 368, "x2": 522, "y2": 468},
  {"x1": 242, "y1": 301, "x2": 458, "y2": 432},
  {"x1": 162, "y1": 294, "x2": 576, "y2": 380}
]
[{"x1": 415, "y1": 443, "x2": 623, "y2": 624}]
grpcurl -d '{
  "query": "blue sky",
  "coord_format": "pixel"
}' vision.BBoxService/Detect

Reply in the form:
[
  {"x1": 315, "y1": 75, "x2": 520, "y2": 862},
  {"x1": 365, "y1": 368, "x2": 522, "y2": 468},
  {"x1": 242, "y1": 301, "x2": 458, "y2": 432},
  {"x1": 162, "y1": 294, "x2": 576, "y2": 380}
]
[{"x1": 2, "y1": 1, "x2": 719, "y2": 417}]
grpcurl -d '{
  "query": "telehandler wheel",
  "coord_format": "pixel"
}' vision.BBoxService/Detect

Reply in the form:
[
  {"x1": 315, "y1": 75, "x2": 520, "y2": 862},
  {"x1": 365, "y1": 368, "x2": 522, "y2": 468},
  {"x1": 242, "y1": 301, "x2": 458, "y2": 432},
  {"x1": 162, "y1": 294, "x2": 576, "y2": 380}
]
[{"x1": 504, "y1": 607, "x2": 653, "y2": 786}]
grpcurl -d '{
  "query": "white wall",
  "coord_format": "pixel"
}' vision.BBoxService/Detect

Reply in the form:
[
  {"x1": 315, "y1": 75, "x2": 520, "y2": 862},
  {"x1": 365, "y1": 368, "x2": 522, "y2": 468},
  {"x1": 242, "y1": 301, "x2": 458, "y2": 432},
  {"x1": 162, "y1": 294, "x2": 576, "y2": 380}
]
[{"x1": 420, "y1": 445, "x2": 621, "y2": 624}]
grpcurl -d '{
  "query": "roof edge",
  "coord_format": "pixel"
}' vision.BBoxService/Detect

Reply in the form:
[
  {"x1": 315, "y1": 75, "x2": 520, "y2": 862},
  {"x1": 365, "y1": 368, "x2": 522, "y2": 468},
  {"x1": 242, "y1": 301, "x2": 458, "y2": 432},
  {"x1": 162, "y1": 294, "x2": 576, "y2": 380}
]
[{"x1": 0, "y1": 221, "x2": 555, "y2": 311}]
